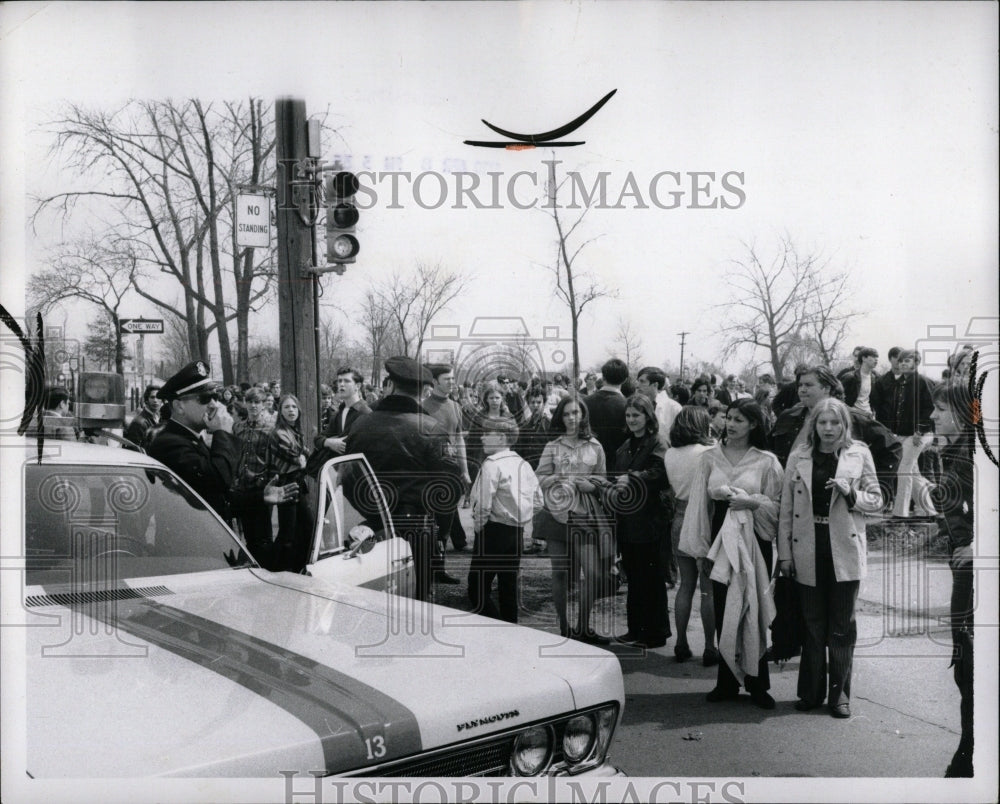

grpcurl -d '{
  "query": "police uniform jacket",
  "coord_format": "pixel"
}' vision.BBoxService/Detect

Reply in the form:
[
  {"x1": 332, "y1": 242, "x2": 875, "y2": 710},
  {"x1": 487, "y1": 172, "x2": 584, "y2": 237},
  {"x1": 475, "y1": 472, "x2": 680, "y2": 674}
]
[
  {"x1": 345, "y1": 394, "x2": 460, "y2": 517},
  {"x1": 777, "y1": 442, "x2": 883, "y2": 586},
  {"x1": 148, "y1": 418, "x2": 240, "y2": 521}
]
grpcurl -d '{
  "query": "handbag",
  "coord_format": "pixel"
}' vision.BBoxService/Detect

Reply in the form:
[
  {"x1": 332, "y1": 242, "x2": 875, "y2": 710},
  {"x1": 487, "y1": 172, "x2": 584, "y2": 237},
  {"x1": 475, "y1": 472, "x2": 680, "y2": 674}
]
[
  {"x1": 769, "y1": 575, "x2": 804, "y2": 663},
  {"x1": 533, "y1": 507, "x2": 567, "y2": 543}
]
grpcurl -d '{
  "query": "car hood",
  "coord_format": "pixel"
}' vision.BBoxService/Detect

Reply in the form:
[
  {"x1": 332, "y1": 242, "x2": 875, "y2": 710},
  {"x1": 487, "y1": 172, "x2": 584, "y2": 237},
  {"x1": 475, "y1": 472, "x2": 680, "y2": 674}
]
[{"x1": 26, "y1": 568, "x2": 622, "y2": 777}]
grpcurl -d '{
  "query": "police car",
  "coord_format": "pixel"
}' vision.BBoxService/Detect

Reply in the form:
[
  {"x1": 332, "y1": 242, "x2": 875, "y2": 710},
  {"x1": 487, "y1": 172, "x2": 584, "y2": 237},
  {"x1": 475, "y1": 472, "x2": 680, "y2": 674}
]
[{"x1": 16, "y1": 438, "x2": 625, "y2": 777}]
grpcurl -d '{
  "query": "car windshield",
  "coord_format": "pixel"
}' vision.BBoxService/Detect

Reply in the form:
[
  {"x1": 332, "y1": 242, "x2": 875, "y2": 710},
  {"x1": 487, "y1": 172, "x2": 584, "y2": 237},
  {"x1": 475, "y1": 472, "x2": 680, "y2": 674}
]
[{"x1": 24, "y1": 464, "x2": 253, "y2": 587}]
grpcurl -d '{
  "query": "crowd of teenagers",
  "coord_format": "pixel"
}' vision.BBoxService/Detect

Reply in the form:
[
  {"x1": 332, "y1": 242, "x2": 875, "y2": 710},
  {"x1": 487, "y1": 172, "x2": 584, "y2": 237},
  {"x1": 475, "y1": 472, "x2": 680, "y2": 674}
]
[{"x1": 37, "y1": 341, "x2": 978, "y2": 775}]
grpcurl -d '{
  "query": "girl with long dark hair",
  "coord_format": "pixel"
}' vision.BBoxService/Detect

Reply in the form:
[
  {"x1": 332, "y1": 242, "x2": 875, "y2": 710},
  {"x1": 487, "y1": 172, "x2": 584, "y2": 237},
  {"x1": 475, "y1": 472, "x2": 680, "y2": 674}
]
[
  {"x1": 601, "y1": 395, "x2": 670, "y2": 648},
  {"x1": 535, "y1": 395, "x2": 610, "y2": 643},
  {"x1": 267, "y1": 394, "x2": 311, "y2": 571},
  {"x1": 679, "y1": 398, "x2": 783, "y2": 709}
]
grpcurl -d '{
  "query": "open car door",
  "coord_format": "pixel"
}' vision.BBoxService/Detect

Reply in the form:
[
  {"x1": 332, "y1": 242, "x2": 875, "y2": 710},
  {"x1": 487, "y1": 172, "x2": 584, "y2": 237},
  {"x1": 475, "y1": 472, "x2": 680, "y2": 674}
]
[{"x1": 307, "y1": 454, "x2": 415, "y2": 597}]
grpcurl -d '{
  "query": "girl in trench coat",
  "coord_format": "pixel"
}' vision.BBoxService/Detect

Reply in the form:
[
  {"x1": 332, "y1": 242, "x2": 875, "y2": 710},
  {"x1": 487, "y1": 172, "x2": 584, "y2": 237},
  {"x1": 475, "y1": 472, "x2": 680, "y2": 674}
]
[{"x1": 777, "y1": 398, "x2": 883, "y2": 719}]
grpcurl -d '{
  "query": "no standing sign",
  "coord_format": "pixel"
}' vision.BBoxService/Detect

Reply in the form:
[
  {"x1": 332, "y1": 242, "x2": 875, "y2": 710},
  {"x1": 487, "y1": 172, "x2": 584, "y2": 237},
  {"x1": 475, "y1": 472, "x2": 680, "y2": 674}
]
[{"x1": 236, "y1": 193, "x2": 271, "y2": 248}]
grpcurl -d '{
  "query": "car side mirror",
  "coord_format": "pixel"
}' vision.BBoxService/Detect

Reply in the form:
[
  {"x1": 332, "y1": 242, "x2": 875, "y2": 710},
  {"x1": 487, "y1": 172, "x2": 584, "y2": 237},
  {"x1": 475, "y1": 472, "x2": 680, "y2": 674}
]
[{"x1": 344, "y1": 525, "x2": 376, "y2": 559}]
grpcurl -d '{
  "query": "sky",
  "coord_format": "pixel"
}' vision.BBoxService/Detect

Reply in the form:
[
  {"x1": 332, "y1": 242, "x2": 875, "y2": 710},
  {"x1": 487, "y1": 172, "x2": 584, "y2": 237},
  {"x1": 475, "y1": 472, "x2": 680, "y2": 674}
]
[{"x1": 2, "y1": 1, "x2": 997, "y2": 382}]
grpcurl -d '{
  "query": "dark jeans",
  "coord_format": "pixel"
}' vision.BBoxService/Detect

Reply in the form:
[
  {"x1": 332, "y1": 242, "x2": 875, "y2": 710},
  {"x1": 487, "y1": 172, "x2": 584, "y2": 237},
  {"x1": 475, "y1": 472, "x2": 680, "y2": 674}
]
[
  {"x1": 946, "y1": 551, "x2": 974, "y2": 777},
  {"x1": 795, "y1": 524, "x2": 859, "y2": 706},
  {"x1": 239, "y1": 501, "x2": 276, "y2": 570},
  {"x1": 467, "y1": 521, "x2": 522, "y2": 623},
  {"x1": 620, "y1": 540, "x2": 669, "y2": 641},
  {"x1": 275, "y1": 495, "x2": 312, "y2": 573}
]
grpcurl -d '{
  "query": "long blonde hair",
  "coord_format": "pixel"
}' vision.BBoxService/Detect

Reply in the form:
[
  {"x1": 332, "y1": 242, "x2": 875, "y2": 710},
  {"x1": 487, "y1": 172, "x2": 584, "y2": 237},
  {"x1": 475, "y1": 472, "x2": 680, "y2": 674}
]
[{"x1": 805, "y1": 397, "x2": 854, "y2": 455}]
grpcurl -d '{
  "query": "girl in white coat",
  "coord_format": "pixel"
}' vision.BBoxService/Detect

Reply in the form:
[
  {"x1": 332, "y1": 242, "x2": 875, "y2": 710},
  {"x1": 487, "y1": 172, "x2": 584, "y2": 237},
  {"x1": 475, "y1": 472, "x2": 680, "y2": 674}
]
[{"x1": 778, "y1": 398, "x2": 883, "y2": 718}]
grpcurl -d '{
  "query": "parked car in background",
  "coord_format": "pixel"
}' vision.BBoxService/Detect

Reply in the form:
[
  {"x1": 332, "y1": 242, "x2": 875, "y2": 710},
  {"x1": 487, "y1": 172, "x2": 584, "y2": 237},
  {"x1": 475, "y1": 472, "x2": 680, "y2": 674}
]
[{"x1": 17, "y1": 438, "x2": 625, "y2": 777}]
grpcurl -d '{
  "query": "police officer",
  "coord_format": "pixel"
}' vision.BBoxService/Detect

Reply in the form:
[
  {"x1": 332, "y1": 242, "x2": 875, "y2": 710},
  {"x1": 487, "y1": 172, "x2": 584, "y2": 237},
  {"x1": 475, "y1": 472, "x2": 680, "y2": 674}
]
[
  {"x1": 346, "y1": 356, "x2": 462, "y2": 601},
  {"x1": 150, "y1": 362, "x2": 298, "y2": 530},
  {"x1": 148, "y1": 362, "x2": 241, "y2": 521}
]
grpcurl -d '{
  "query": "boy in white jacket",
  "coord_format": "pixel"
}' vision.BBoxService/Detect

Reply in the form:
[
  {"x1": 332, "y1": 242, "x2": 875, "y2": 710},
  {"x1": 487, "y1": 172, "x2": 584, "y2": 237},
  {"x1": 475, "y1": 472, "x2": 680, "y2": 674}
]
[{"x1": 468, "y1": 418, "x2": 543, "y2": 623}]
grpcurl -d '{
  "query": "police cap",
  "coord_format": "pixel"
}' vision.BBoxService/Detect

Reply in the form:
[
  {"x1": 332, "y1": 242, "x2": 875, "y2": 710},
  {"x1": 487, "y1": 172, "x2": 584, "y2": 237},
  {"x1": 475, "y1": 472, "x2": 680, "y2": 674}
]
[
  {"x1": 384, "y1": 356, "x2": 434, "y2": 386},
  {"x1": 159, "y1": 361, "x2": 220, "y2": 401}
]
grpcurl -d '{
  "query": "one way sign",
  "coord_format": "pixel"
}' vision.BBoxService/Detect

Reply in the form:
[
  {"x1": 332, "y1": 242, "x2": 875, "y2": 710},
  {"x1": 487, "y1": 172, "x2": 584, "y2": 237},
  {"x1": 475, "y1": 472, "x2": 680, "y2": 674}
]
[{"x1": 120, "y1": 319, "x2": 164, "y2": 334}]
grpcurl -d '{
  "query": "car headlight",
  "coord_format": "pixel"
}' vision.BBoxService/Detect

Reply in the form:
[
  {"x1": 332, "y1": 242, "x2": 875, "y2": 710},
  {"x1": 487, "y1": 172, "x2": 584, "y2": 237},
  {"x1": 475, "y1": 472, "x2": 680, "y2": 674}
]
[
  {"x1": 557, "y1": 703, "x2": 619, "y2": 775},
  {"x1": 562, "y1": 715, "x2": 596, "y2": 763},
  {"x1": 592, "y1": 706, "x2": 617, "y2": 764},
  {"x1": 511, "y1": 725, "x2": 552, "y2": 776}
]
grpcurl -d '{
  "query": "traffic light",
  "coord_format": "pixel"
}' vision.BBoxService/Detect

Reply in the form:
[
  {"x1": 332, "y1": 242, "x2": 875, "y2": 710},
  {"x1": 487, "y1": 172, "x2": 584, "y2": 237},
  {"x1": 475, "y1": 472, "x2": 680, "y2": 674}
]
[{"x1": 325, "y1": 171, "x2": 360, "y2": 269}]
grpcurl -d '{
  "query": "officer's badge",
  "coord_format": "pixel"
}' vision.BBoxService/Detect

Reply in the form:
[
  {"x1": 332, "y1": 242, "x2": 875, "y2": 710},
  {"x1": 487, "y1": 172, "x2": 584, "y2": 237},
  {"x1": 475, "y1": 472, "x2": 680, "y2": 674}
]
[{"x1": 196, "y1": 361, "x2": 208, "y2": 377}]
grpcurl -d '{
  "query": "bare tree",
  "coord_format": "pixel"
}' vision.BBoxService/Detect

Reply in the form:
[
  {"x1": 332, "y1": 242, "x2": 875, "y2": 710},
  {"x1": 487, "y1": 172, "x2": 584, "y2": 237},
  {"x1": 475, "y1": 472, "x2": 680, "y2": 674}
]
[
  {"x1": 715, "y1": 234, "x2": 859, "y2": 381},
  {"x1": 358, "y1": 288, "x2": 403, "y2": 384},
  {"x1": 508, "y1": 333, "x2": 542, "y2": 382},
  {"x1": 542, "y1": 162, "x2": 617, "y2": 381},
  {"x1": 157, "y1": 311, "x2": 193, "y2": 378},
  {"x1": 246, "y1": 338, "x2": 282, "y2": 384},
  {"x1": 33, "y1": 99, "x2": 277, "y2": 384},
  {"x1": 610, "y1": 317, "x2": 643, "y2": 375},
  {"x1": 804, "y1": 269, "x2": 855, "y2": 366},
  {"x1": 315, "y1": 317, "x2": 371, "y2": 385},
  {"x1": 27, "y1": 236, "x2": 137, "y2": 374},
  {"x1": 318, "y1": 318, "x2": 347, "y2": 384},
  {"x1": 381, "y1": 262, "x2": 471, "y2": 358}
]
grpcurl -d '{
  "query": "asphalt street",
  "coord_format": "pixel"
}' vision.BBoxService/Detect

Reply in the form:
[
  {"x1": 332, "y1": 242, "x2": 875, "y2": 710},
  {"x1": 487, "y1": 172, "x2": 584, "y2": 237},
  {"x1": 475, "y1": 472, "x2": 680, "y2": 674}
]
[{"x1": 440, "y1": 509, "x2": 969, "y2": 782}]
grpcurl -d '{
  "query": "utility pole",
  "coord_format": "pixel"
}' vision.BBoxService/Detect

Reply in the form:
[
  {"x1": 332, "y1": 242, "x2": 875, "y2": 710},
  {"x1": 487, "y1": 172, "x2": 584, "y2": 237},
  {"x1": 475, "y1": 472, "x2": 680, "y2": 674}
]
[
  {"x1": 678, "y1": 331, "x2": 690, "y2": 380},
  {"x1": 275, "y1": 98, "x2": 320, "y2": 442}
]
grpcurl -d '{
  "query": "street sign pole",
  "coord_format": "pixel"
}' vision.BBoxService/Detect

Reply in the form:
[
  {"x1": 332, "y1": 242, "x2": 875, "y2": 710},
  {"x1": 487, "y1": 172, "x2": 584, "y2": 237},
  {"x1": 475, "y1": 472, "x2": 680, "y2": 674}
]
[
  {"x1": 137, "y1": 333, "x2": 145, "y2": 391},
  {"x1": 275, "y1": 98, "x2": 319, "y2": 442}
]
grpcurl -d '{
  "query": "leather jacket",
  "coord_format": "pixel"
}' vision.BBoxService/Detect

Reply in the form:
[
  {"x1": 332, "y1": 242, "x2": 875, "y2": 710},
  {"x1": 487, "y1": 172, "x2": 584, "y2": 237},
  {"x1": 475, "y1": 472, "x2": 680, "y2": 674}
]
[{"x1": 345, "y1": 394, "x2": 461, "y2": 517}]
